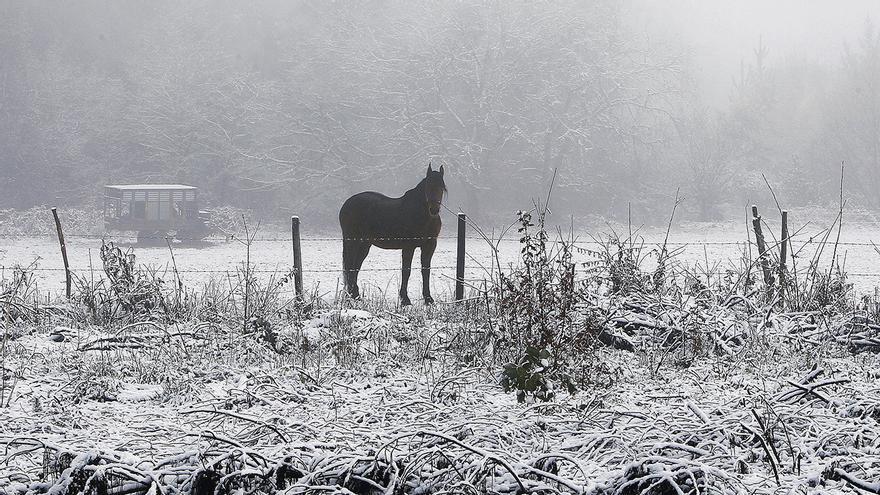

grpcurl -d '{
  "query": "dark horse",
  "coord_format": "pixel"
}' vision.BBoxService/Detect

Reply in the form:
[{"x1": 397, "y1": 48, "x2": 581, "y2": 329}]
[{"x1": 339, "y1": 164, "x2": 446, "y2": 305}]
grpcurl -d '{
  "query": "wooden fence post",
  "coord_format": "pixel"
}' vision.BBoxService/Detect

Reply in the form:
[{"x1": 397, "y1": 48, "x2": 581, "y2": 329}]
[
  {"x1": 751, "y1": 205, "x2": 774, "y2": 287},
  {"x1": 51, "y1": 207, "x2": 71, "y2": 298},
  {"x1": 291, "y1": 216, "x2": 303, "y2": 299},
  {"x1": 779, "y1": 210, "x2": 788, "y2": 290},
  {"x1": 455, "y1": 213, "x2": 466, "y2": 301}
]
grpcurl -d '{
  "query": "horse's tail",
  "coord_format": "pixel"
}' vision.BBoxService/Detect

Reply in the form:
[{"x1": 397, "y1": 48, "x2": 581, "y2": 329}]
[
  {"x1": 339, "y1": 204, "x2": 349, "y2": 279},
  {"x1": 339, "y1": 197, "x2": 358, "y2": 291}
]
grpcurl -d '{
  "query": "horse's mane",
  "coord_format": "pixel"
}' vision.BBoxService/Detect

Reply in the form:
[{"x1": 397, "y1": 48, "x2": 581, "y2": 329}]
[{"x1": 410, "y1": 176, "x2": 447, "y2": 194}]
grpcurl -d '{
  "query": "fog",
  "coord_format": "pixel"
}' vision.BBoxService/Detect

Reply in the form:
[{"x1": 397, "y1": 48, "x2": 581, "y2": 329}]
[
  {"x1": 2, "y1": 0, "x2": 879, "y2": 225},
  {"x1": 637, "y1": 0, "x2": 880, "y2": 105}
]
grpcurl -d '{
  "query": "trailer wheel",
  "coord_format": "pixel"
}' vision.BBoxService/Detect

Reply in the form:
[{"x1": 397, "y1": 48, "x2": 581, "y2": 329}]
[
  {"x1": 137, "y1": 230, "x2": 165, "y2": 245},
  {"x1": 177, "y1": 221, "x2": 211, "y2": 241}
]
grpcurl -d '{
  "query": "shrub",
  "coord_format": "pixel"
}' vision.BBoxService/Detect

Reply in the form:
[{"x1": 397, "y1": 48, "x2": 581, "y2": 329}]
[
  {"x1": 73, "y1": 241, "x2": 170, "y2": 324},
  {"x1": 584, "y1": 236, "x2": 660, "y2": 295},
  {"x1": 494, "y1": 209, "x2": 598, "y2": 402}
]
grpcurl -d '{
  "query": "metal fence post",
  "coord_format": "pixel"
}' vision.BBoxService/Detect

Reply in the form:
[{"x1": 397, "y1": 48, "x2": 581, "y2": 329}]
[
  {"x1": 779, "y1": 210, "x2": 789, "y2": 301},
  {"x1": 455, "y1": 213, "x2": 466, "y2": 300},
  {"x1": 291, "y1": 216, "x2": 303, "y2": 299}
]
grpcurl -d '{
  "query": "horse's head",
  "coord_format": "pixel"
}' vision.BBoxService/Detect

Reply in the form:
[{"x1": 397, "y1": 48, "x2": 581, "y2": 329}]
[{"x1": 424, "y1": 163, "x2": 446, "y2": 217}]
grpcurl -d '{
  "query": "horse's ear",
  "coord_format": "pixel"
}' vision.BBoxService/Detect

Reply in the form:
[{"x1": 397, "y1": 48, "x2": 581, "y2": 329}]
[
  {"x1": 439, "y1": 164, "x2": 444, "y2": 177},
  {"x1": 427, "y1": 163, "x2": 433, "y2": 176}
]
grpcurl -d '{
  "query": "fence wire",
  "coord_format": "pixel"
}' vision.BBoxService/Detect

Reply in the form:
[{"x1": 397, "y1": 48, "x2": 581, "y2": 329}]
[
  {"x1": 3, "y1": 231, "x2": 880, "y2": 247},
  {"x1": 4, "y1": 231, "x2": 880, "y2": 278},
  {"x1": 4, "y1": 265, "x2": 462, "y2": 274},
  {"x1": 6, "y1": 264, "x2": 880, "y2": 280}
]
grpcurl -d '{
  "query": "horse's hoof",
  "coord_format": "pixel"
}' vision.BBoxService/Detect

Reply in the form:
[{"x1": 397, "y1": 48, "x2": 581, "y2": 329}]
[
  {"x1": 400, "y1": 296, "x2": 412, "y2": 306},
  {"x1": 424, "y1": 296, "x2": 434, "y2": 305}
]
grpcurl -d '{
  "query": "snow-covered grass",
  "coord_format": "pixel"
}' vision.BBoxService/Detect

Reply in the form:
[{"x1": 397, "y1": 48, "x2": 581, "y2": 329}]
[
  {"x1": 1, "y1": 301, "x2": 878, "y2": 494},
  {"x1": 1, "y1": 223, "x2": 879, "y2": 494}
]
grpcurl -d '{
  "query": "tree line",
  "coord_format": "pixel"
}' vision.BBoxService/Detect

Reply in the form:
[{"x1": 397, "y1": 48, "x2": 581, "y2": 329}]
[{"x1": 1, "y1": 1, "x2": 877, "y2": 225}]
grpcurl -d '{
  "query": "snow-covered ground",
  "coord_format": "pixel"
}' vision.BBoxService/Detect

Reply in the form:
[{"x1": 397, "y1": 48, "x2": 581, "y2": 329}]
[
  {"x1": 1, "y1": 304, "x2": 878, "y2": 494},
  {"x1": 2, "y1": 217, "x2": 880, "y2": 494},
  {"x1": 3, "y1": 219, "x2": 880, "y2": 301}
]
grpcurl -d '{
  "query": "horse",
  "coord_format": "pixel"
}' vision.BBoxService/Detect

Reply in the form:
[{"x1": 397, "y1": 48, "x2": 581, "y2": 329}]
[{"x1": 339, "y1": 163, "x2": 446, "y2": 305}]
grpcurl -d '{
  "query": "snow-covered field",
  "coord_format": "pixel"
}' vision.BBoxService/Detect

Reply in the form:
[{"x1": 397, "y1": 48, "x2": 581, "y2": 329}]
[
  {"x1": 4, "y1": 219, "x2": 880, "y2": 300},
  {"x1": 2, "y1": 219, "x2": 880, "y2": 494}
]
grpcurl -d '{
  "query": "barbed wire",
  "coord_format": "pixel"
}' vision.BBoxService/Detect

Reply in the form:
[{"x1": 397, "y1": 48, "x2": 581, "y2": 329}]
[
  {"x1": 4, "y1": 231, "x2": 880, "y2": 248},
  {"x1": 1, "y1": 265, "x2": 463, "y2": 274},
  {"x1": 8, "y1": 264, "x2": 880, "y2": 279},
  {"x1": 5, "y1": 227, "x2": 880, "y2": 282},
  {"x1": 0, "y1": 232, "x2": 491, "y2": 242}
]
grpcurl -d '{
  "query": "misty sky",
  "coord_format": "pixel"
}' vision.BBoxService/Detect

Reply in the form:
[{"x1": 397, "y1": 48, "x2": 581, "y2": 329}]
[
  {"x1": 636, "y1": 0, "x2": 880, "y2": 105},
  {"x1": 3, "y1": 0, "x2": 880, "y2": 220}
]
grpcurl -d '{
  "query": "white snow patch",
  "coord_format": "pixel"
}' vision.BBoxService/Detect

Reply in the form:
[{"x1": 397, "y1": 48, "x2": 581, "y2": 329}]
[{"x1": 117, "y1": 383, "x2": 163, "y2": 402}]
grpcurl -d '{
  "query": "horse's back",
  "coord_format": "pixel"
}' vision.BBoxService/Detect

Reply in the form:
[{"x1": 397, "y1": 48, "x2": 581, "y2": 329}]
[
  {"x1": 339, "y1": 191, "x2": 393, "y2": 234},
  {"x1": 341, "y1": 191, "x2": 390, "y2": 208},
  {"x1": 340, "y1": 190, "x2": 436, "y2": 246}
]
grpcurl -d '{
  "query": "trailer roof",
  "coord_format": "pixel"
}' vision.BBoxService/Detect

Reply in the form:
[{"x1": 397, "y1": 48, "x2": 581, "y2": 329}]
[{"x1": 105, "y1": 184, "x2": 198, "y2": 191}]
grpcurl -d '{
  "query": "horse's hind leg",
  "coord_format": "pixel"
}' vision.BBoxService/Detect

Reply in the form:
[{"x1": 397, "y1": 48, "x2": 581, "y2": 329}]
[{"x1": 342, "y1": 239, "x2": 361, "y2": 299}]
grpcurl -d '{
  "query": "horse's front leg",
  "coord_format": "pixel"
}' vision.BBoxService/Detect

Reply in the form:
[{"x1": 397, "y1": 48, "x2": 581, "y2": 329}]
[
  {"x1": 399, "y1": 247, "x2": 415, "y2": 306},
  {"x1": 421, "y1": 239, "x2": 437, "y2": 304}
]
